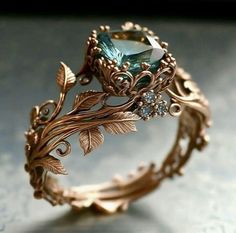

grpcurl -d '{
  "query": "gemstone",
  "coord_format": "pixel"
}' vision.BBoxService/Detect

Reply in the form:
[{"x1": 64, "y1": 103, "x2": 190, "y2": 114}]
[
  {"x1": 156, "y1": 101, "x2": 168, "y2": 116},
  {"x1": 142, "y1": 91, "x2": 156, "y2": 104},
  {"x1": 139, "y1": 105, "x2": 152, "y2": 118},
  {"x1": 96, "y1": 30, "x2": 165, "y2": 86}
]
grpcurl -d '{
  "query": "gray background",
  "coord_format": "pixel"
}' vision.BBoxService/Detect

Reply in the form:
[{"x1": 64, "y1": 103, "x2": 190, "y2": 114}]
[{"x1": 0, "y1": 17, "x2": 236, "y2": 233}]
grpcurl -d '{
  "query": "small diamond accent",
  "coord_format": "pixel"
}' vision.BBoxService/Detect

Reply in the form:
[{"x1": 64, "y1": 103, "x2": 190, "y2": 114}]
[
  {"x1": 137, "y1": 90, "x2": 169, "y2": 120},
  {"x1": 142, "y1": 91, "x2": 156, "y2": 104},
  {"x1": 139, "y1": 105, "x2": 152, "y2": 119},
  {"x1": 156, "y1": 100, "x2": 168, "y2": 116}
]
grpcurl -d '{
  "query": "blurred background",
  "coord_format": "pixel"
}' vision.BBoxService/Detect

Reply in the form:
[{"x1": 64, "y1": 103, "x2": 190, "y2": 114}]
[{"x1": 0, "y1": 2, "x2": 236, "y2": 233}]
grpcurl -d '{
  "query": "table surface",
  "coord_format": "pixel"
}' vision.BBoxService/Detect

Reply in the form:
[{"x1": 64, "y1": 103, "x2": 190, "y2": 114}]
[{"x1": 0, "y1": 17, "x2": 236, "y2": 233}]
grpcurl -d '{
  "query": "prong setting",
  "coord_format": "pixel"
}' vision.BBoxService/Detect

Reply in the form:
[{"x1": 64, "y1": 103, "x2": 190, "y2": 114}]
[
  {"x1": 136, "y1": 90, "x2": 169, "y2": 120},
  {"x1": 81, "y1": 21, "x2": 176, "y2": 100}
]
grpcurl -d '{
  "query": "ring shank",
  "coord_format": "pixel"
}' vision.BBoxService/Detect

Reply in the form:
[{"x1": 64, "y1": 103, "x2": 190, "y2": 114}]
[{"x1": 26, "y1": 68, "x2": 210, "y2": 214}]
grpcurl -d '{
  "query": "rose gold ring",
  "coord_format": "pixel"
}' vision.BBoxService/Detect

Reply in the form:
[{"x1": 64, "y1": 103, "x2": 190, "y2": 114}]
[{"x1": 25, "y1": 22, "x2": 211, "y2": 214}]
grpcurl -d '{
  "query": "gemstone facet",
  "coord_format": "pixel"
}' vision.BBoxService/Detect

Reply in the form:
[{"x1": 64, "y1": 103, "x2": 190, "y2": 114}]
[
  {"x1": 97, "y1": 30, "x2": 165, "y2": 77},
  {"x1": 156, "y1": 100, "x2": 168, "y2": 116},
  {"x1": 137, "y1": 90, "x2": 169, "y2": 120},
  {"x1": 139, "y1": 105, "x2": 152, "y2": 119},
  {"x1": 142, "y1": 91, "x2": 156, "y2": 104}
]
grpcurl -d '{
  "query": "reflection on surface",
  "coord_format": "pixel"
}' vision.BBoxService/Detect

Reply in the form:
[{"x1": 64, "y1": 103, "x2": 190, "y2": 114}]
[{"x1": 13, "y1": 204, "x2": 173, "y2": 233}]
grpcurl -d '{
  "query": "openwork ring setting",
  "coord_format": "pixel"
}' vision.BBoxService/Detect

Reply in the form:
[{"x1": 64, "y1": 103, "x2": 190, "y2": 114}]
[{"x1": 24, "y1": 22, "x2": 211, "y2": 214}]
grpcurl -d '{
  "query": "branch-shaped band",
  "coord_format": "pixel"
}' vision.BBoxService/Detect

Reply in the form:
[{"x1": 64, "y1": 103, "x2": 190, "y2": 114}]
[{"x1": 25, "y1": 22, "x2": 211, "y2": 214}]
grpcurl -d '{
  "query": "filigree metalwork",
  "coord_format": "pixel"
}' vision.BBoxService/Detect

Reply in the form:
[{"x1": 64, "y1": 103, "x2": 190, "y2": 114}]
[
  {"x1": 78, "y1": 22, "x2": 176, "y2": 97},
  {"x1": 25, "y1": 22, "x2": 211, "y2": 214}
]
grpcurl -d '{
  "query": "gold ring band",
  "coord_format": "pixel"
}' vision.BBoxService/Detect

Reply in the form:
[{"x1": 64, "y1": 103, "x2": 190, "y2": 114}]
[{"x1": 24, "y1": 22, "x2": 211, "y2": 214}]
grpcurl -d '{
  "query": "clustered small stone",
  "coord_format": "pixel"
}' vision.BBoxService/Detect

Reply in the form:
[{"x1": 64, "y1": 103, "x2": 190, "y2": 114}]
[{"x1": 138, "y1": 90, "x2": 168, "y2": 120}]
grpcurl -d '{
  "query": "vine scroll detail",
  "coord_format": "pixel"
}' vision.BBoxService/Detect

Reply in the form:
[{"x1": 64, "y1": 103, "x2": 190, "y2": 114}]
[{"x1": 25, "y1": 62, "x2": 210, "y2": 214}]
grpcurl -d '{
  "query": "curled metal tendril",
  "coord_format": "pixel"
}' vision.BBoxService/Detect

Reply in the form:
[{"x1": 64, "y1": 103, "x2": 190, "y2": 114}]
[
  {"x1": 112, "y1": 71, "x2": 133, "y2": 91},
  {"x1": 169, "y1": 102, "x2": 183, "y2": 117},
  {"x1": 55, "y1": 140, "x2": 72, "y2": 157},
  {"x1": 38, "y1": 101, "x2": 57, "y2": 124}
]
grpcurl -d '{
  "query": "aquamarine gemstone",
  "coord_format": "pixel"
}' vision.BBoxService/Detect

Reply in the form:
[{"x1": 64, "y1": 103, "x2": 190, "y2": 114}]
[{"x1": 96, "y1": 30, "x2": 165, "y2": 88}]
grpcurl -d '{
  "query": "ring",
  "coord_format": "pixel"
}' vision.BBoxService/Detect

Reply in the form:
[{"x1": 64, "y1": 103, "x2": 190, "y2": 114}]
[{"x1": 24, "y1": 22, "x2": 211, "y2": 214}]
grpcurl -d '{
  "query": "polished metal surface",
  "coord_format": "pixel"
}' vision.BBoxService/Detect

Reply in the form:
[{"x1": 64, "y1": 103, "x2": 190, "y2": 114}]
[{"x1": 0, "y1": 18, "x2": 235, "y2": 233}]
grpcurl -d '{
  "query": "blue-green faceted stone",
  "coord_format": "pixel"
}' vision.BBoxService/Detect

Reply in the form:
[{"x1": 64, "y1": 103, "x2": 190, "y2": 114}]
[
  {"x1": 139, "y1": 105, "x2": 152, "y2": 118},
  {"x1": 96, "y1": 30, "x2": 165, "y2": 77}
]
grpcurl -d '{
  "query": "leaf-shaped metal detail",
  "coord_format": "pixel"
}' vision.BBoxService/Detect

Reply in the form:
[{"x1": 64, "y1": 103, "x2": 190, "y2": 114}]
[
  {"x1": 31, "y1": 155, "x2": 67, "y2": 175},
  {"x1": 73, "y1": 91, "x2": 106, "y2": 111},
  {"x1": 56, "y1": 62, "x2": 76, "y2": 92},
  {"x1": 79, "y1": 127, "x2": 104, "y2": 155},
  {"x1": 103, "y1": 112, "x2": 140, "y2": 135}
]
